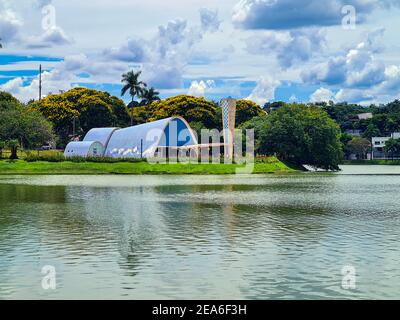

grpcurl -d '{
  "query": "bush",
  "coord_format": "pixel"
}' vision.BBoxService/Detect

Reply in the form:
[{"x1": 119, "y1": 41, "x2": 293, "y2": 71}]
[
  {"x1": 75, "y1": 157, "x2": 146, "y2": 163},
  {"x1": 24, "y1": 153, "x2": 147, "y2": 163},
  {"x1": 25, "y1": 153, "x2": 65, "y2": 162}
]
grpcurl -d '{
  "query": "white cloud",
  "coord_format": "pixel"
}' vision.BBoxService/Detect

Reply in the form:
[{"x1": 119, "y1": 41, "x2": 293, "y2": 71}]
[
  {"x1": 334, "y1": 88, "x2": 374, "y2": 103},
  {"x1": 103, "y1": 38, "x2": 147, "y2": 63},
  {"x1": 289, "y1": 94, "x2": 297, "y2": 102},
  {"x1": 0, "y1": 69, "x2": 77, "y2": 102},
  {"x1": 188, "y1": 79, "x2": 215, "y2": 97},
  {"x1": 302, "y1": 28, "x2": 400, "y2": 99},
  {"x1": 309, "y1": 87, "x2": 335, "y2": 103},
  {"x1": 0, "y1": 8, "x2": 223, "y2": 101},
  {"x1": 25, "y1": 26, "x2": 72, "y2": 48},
  {"x1": 0, "y1": 7, "x2": 22, "y2": 43},
  {"x1": 103, "y1": 10, "x2": 221, "y2": 89},
  {"x1": 199, "y1": 8, "x2": 221, "y2": 32},
  {"x1": 35, "y1": 0, "x2": 52, "y2": 8},
  {"x1": 232, "y1": 0, "x2": 398, "y2": 30},
  {"x1": 246, "y1": 28, "x2": 326, "y2": 69},
  {"x1": 0, "y1": 51, "x2": 128, "y2": 102},
  {"x1": 246, "y1": 76, "x2": 280, "y2": 105},
  {"x1": 0, "y1": 1, "x2": 72, "y2": 49}
]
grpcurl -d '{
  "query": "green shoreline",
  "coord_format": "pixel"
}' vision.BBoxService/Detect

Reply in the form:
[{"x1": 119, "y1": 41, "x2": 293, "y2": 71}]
[
  {"x1": 341, "y1": 160, "x2": 400, "y2": 165},
  {"x1": 0, "y1": 158, "x2": 295, "y2": 175}
]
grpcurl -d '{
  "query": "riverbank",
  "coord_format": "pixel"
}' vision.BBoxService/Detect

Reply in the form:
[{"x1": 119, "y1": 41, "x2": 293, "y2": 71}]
[
  {"x1": 342, "y1": 160, "x2": 400, "y2": 165},
  {"x1": 0, "y1": 157, "x2": 294, "y2": 175}
]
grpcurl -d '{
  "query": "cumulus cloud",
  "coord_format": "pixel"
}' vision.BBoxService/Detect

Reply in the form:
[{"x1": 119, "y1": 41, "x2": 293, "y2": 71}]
[
  {"x1": 334, "y1": 88, "x2": 374, "y2": 103},
  {"x1": 199, "y1": 8, "x2": 221, "y2": 32},
  {"x1": 25, "y1": 26, "x2": 72, "y2": 48},
  {"x1": 188, "y1": 79, "x2": 216, "y2": 97},
  {"x1": 246, "y1": 76, "x2": 280, "y2": 105},
  {"x1": 302, "y1": 29, "x2": 392, "y2": 88},
  {"x1": 0, "y1": 0, "x2": 72, "y2": 48},
  {"x1": 246, "y1": 28, "x2": 326, "y2": 69},
  {"x1": 103, "y1": 10, "x2": 221, "y2": 89},
  {"x1": 302, "y1": 28, "x2": 400, "y2": 103},
  {"x1": 103, "y1": 38, "x2": 147, "y2": 63},
  {"x1": 232, "y1": 0, "x2": 398, "y2": 30},
  {"x1": 0, "y1": 51, "x2": 128, "y2": 102},
  {"x1": 309, "y1": 87, "x2": 335, "y2": 103},
  {"x1": 35, "y1": 0, "x2": 52, "y2": 8},
  {"x1": 0, "y1": 69, "x2": 77, "y2": 102},
  {"x1": 1, "y1": 7, "x2": 222, "y2": 101},
  {"x1": 0, "y1": 6, "x2": 22, "y2": 43}
]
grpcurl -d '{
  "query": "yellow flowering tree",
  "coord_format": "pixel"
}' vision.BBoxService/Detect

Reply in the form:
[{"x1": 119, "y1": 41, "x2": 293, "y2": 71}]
[{"x1": 29, "y1": 88, "x2": 130, "y2": 146}]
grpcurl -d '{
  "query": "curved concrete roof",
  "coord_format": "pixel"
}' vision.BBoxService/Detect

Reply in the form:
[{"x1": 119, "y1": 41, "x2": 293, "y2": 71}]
[
  {"x1": 83, "y1": 127, "x2": 119, "y2": 148},
  {"x1": 64, "y1": 141, "x2": 105, "y2": 158},
  {"x1": 105, "y1": 117, "x2": 198, "y2": 158}
]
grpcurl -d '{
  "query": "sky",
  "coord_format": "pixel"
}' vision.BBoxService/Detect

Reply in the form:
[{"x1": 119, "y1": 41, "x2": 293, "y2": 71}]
[{"x1": 0, "y1": 0, "x2": 400, "y2": 105}]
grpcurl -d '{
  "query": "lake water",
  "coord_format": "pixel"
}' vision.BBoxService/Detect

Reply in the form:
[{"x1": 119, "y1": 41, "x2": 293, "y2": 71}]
[{"x1": 0, "y1": 165, "x2": 400, "y2": 299}]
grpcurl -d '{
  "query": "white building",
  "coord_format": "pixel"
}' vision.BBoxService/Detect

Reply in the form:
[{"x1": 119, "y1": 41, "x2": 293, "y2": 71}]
[
  {"x1": 371, "y1": 133, "x2": 400, "y2": 160},
  {"x1": 64, "y1": 98, "x2": 237, "y2": 159},
  {"x1": 64, "y1": 116, "x2": 198, "y2": 158}
]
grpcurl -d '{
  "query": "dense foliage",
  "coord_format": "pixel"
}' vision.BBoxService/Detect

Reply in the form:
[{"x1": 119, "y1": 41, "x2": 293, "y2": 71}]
[
  {"x1": 242, "y1": 104, "x2": 343, "y2": 170},
  {"x1": 29, "y1": 88, "x2": 130, "y2": 146},
  {"x1": 345, "y1": 137, "x2": 371, "y2": 160},
  {"x1": 0, "y1": 91, "x2": 55, "y2": 157},
  {"x1": 132, "y1": 95, "x2": 220, "y2": 129},
  {"x1": 315, "y1": 100, "x2": 400, "y2": 138},
  {"x1": 384, "y1": 138, "x2": 400, "y2": 159},
  {"x1": 235, "y1": 100, "x2": 266, "y2": 126},
  {"x1": 2, "y1": 79, "x2": 400, "y2": 167}
]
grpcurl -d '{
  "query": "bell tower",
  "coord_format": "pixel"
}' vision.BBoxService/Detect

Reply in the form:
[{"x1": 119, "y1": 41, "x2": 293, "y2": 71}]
[{"x1": 220, "y1": 98, "x2": 237, "y2": 160}]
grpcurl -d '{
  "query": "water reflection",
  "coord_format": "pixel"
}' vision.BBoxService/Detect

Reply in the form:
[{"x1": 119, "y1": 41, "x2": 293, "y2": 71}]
[{"x1": 0, "y1": 173, "x2": 400, "y2": 299}]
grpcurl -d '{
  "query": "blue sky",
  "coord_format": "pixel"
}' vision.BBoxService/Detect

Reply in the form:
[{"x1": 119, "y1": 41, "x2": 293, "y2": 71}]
[{"x1": 0, "y1": 0, "x2": 400, "y2": 105}]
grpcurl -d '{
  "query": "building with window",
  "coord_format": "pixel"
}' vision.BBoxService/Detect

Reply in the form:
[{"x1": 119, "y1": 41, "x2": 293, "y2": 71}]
[{"x1": 371, "y1": 133, "x2": 400, "y2": 160}]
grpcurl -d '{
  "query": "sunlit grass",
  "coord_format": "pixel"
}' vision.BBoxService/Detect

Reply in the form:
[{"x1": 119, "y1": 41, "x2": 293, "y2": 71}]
[{"x1": 0, "y1": 156, "x2": 294, "y2": 175}]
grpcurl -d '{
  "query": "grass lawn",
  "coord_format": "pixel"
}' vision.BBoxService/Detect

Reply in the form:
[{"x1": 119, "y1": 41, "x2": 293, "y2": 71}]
[{"x1": 0, "y1": 157, "x2": 294, "y2": 175}]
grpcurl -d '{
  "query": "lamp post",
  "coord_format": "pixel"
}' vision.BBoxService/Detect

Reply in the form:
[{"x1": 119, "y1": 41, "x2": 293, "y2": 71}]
[{"x1": 39, "y1": 64, "x2": 42, "y2": 101}]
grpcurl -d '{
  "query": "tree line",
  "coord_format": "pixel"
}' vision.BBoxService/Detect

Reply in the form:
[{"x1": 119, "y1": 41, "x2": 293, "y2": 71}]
[{"x1": 2, "y1": 70, "x2": 400, "y2": 169}]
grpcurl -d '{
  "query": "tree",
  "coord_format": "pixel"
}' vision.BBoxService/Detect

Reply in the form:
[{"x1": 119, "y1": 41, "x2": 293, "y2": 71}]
[
  {"x1": 29, "y1": 88, "x2": 129, "y2": 146},
  {"x1": 363, "y1": 123, "x2": 381, "y2": 140},
  {"x1": 263, "y1": 101, "x2": 286, "y2": 113},
  {"x1": 121, "y1": 71, "x2": 147, "y2": 125},
  {"x1": 0, "y1": 140, "x2": 5, "y2": 158},
  {"x1": 0, "y1": 92, "x2": 55, "y2": 150},
  {"x1": 132, "y1": 95, "x2": 219, "y2": 129},
  {"x1": 384, "y1": 138, "x2": 400, "y2": 160},
  {"x1": 239, "y1": 116, "x2": 270, "y2": 155},
  {"x1": 140, "y1": 87, "x2": 160, "y2": 105},
  {"x1": 236, "y1": 100, "x2": 266, "y2": 126},
  {"x1": 250, "y1": 104, "x2": 343, "y2": 170},
  {"x1": 7, "y1": 139, "x2": 19, "y2": 160},
  {"x1": 340, "y1": 133, "x2": 353, "y2": 159},
  {"x1": 346, "y1": 137, "x2": 371, "y2": 160},
  {"x1": 0, "y1": 91, "x2": 19, "y2": 106},
  {"x1": 77, "y1": 95, "x2": 115, "y2": 132}
]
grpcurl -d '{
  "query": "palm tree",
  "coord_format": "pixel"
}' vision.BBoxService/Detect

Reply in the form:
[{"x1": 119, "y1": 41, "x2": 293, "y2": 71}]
[
  {"x1": 140, "y1": 87, "x2": 160, "y2": 105},
  {"x1": 121, "y1": 71, "x2": 147, "y2": 125},
  {"x1": 0, "y1": 38, "x2": 3, "y2": 48}
]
